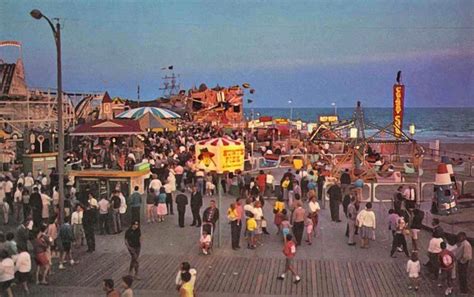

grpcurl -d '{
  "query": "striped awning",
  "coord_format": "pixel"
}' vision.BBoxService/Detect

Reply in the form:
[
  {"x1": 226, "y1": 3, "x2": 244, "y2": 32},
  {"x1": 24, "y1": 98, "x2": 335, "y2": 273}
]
[
  {"x1": 197, "y1": 137, "x2": 242, "y2": 146},
  {"x1": 116, "y1": 107, "x2": 181, "y2": 119}
]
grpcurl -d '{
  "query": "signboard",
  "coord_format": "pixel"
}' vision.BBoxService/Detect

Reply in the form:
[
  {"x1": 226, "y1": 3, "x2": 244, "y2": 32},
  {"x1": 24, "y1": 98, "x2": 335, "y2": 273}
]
[
  {"x1": 393, "y1": 84, "x2": 405, "y2": 138},
  {"x1": 318, "y1": 115, "x2": 338, "y2": 124},
  {"x1": 274, "y1": 118, "x2": 289, "y2": 125},
  {"x1": 195, "y1": 137, "x2": 245, "y2": 174}
]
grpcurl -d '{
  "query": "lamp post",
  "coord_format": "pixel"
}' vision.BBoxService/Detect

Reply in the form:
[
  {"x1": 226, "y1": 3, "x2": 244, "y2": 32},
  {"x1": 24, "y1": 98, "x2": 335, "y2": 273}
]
[
  {"x1": 288, "y1": 100, "x2": 293, "y2": 153},
  {"x1": 331, "y1": 102, "x2": 337, "y2": 115},
  {"x1": 30, "y1": 9, "x2": 65, "y2": 225}
]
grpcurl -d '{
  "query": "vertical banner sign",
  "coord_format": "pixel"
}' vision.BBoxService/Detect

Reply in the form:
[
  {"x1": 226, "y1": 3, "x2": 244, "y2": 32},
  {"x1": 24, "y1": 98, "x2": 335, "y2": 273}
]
[{"x1": 393, "y1": 84, "x2": 405, "y2": 138}]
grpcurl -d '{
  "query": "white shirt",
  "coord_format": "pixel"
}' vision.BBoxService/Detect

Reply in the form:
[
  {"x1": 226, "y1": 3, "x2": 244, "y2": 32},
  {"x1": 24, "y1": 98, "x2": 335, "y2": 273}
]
[
  {"x1": 252, "y1": 207, "x2": 264, "y2": 220},
  {"x1": 0, "y1": 258, "x2": 15, "y2": 282},
  {"x1": 309, "y1": 201, "x2": 321, "y2": 213},
  {"x1": 71, "y1": 210, "x2": 83, "y2": 225},
  {"x1": 53, "y1": 190, "x2": 60, "y2": 206},
  {"x1": 149, "y1": 179, "x2": 162, "y2": 191},
  {"x1": 406, "y1": 260, "x2": 420, "y2": 278},
  {"x1": 266, "y1": 174, "x2": 274, "y2": 184},
  {"x1": 119, "y1": 193, "x2": 127, "y2": 214},
  {"x1": 164, "y1": 183, "x2": 173, "y2": 194},
  {"x1": 14, "y1": 189, "x2": 22, "y2": 203},
  {"x1": 15, "y1": 251, "x2": 31, "y2": 273},
  {"x1": 175, "y1": 268, "x2": 197, "y2": 287},
  {"x1": 428, "y1": 238, "x2": 443, "y2": 253},
  {"x1": 88, "y1": 197, "x2": 98, "y2": 208},
  {"x1": 4, "y1": 180, "x2": 13, "y2": 193},
  {"x1": 24, "y1": 176, "x2": 34, "y2": 187}
]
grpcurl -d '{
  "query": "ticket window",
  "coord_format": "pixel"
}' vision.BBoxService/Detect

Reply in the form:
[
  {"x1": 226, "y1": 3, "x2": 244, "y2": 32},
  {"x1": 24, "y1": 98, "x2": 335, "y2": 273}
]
[{"x1": 76, "y1": 178, "x2": 101, "y2": 200}]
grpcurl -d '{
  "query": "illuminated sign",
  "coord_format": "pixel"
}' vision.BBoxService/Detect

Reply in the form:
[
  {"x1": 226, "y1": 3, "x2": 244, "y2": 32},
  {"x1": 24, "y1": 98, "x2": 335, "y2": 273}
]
[
  {"x1": 393, "y1": 84, "x2": 405, "y2": 138},
  {"x1": 318, "y1": 115, "x2": 339, "y2": 123}
]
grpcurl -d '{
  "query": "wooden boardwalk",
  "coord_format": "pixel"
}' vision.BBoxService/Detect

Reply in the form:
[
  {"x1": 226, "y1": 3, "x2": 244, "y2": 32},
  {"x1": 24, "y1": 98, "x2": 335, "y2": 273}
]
[{"x1": 47, "y1": 252, "x2": 457, "y2": 297}]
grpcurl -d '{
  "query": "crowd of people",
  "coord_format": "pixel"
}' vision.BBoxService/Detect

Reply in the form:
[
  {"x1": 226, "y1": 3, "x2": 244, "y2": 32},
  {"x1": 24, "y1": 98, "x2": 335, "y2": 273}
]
[{"x1": 0, "y1": 124, "x2": 472, "y2": 297}]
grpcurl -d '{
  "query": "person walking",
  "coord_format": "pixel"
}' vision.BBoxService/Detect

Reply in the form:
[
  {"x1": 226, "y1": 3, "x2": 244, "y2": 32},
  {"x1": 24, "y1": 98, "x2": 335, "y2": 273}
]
[
  {"x1": 277, "y1": 234, "x2": 301, "y2": 284},
  {"x1": 175, "y1": 190, "x2": 188, "y2": 228},
  {"x1": 58, "y1": 217, "x2": 76, "y2": 270},
  {"x1": 438, "y1": 241, "x2": 455, "y2": 296},
  {"x1": 347, "y1": 196, "x2": 358, "y2": 246},
  {"x1": 308, "y1": 194, "x2": 320, "y2": 237},
  {"x1": 103, "y1": 279, "x2": 120, "y2": 297},
  {"x1": 129, "y1": 186, "x2": 142, "y2": 223},
  {"x1": 0, "y1": 249, "x2": 15, "y2": 297},
  {"x1": 71, "y1": 204, "x2": 85, "y2": 247},
  {"x1": 406, "y1": 252, "x2": 421, "y2": 291},
  {"x1": 125, "y1": 221, "x2": 141, "y2": 279},
  {"x1": 327, "y1": 182, "x2": 342, "y2": 222},
  {"x1": 15, "y1": 245, "x2": 32, "y2": 294},
  {"x1": 454, "y1": 232, "x2": 472, "y2": 295},
  {"x1": 83, "y1": 202, "x2": 97, "y2": 253},
  {"x1": 356, "y1": 202, "x2": 376, "y2": 249},
  {"x1": 292, "y1": 201, "x2": 306, "y2": 246},
  {"x1": 13, "y1": 183, "x2": 23, "y2": 223},
  {"x1": 190, "y1": 186, "x2": 202, "y2": 227},
  {"x1": 390, "y1": 216, "x2": 410, "y2": 258},
  {"x1": 156, "y1": 187, "x2": 168, "y2": 222},
  {"x1": 30, "y1": 187, "x2": 43, "y2": 228}
]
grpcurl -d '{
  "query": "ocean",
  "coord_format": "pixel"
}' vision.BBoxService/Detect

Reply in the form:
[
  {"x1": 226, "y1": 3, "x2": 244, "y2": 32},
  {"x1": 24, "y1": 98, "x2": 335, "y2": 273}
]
[{"x1": 248, "y1": 107, "x2": 474, "y2": 143}]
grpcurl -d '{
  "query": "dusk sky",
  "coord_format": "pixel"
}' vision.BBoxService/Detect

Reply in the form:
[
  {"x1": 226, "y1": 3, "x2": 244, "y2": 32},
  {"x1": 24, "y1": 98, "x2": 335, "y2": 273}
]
[{"x1": 1, "y1": 0, "x2": 473, "y2": 107}]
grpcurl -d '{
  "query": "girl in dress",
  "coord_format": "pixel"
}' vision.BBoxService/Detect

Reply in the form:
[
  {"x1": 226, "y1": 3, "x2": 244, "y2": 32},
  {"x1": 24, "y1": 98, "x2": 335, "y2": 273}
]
[
  {"x1": 156, "y1": 187, "x2": 168, "y2": 222},
  {"x1": 305, "y1": 215, "x2": 314, "y2": 245}
]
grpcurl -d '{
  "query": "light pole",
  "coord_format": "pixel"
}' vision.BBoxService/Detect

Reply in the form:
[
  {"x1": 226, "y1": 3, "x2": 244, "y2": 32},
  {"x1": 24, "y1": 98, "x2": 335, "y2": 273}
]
[
  {"x1": 288, "y1": 100, "x2": 293, "y2": 152},
  {"x1": 30, "y1": 9, "x2": 65, "y2": 225},
  {"x1": 331, "y1": 102, "x2": 337, "y2": 115}
]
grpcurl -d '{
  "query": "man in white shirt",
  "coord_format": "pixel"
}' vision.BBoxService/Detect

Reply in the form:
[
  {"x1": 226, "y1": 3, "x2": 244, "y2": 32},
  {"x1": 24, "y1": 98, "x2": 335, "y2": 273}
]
[
  {"x1": 71, "y1": 204, "x2": 84, "y2": 247},
  {"x1": 265, "y1": 172, "x2": 275, "y2": 198},
  {"x1": 98, "y1": 197, "x2": 110, "y2": 235},
  {"x1": 24, "y1": 173, "x2": 34, "y2": 192},
  {"x1": 164, "y1": 182, "x2": 174, "y2": 215},
  {"x1": 0, "y1": 179, "x2": 8, "y2": 224},
  {"x1": 149, "y1": 175, "x2": 162, "y2": 193},
  {"x1": 15, "y1": 245, "x2": 32, "y2": 293}
]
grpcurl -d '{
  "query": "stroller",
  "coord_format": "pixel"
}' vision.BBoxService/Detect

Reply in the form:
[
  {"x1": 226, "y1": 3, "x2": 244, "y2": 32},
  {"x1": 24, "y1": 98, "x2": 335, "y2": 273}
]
[{"x1": 199, "y1": 222, "x2": 214, "y2": 255}]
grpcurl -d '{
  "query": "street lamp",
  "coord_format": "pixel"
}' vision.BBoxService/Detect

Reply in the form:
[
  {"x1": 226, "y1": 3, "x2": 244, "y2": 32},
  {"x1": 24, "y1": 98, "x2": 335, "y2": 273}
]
[
  {"x1": 31, "y1": 9, "x2": 65, "y2": 225},
  {"x1": 331, "y1": 102, "x2": 337, "y2": 115},
  {"x1": 288, "y1": 100, "x2": 293, "y2": 152}
]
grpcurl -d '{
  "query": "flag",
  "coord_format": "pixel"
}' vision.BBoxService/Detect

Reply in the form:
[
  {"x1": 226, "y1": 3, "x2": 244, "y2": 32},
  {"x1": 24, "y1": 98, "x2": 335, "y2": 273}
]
[
  {"x1": 247, "y1": 99, "x2": 253, "y2": 104},
  {"x1": 161, "y1": 65, "x2": 174, "y2": 70},
  {"x1": 0, "y1": 40, "x2": 22, "y2": 48}
]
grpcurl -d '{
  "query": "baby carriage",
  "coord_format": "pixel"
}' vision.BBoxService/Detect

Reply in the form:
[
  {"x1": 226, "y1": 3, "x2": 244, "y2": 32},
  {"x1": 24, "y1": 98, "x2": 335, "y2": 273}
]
[{"x1": 199, "y1": 222, "x2": 214, "y2": 255}]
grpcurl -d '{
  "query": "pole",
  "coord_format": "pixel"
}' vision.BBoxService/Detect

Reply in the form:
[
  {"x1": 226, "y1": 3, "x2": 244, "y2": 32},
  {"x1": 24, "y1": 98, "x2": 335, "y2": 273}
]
[
  {"x1": 217, "y1": 174, "x2": 222, "y2": 247},
  {"x1": 56, "y1": 22, "x2": 65, "y2": 225}
]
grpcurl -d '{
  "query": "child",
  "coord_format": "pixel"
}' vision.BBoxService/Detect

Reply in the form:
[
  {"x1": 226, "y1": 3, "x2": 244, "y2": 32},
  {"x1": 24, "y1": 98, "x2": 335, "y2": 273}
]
[
  {"x1": 280, "y1": 210, "x2": 291, "y2": 243},
  {"x1": 406, "y1": 252, "x2": 420, "y2": 291},
  {"x1": 206, "y1": 181, "x2": 216, "y2": 196},
  {"x1": 305, "y1": 215, "x2": 314, "y2": 245},
  {"x1": 200, "y1": 230, "x2": 212, "y2": 255},
  {"x1": 246, "y1": 212, "x2": 257, "y2": 249}
]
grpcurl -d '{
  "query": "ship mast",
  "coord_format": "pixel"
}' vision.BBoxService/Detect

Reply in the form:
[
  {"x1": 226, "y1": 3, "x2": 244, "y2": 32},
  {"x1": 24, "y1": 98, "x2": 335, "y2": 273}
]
[{"x1": 159, "y1": 68, "x2": 181, "y2": 98}]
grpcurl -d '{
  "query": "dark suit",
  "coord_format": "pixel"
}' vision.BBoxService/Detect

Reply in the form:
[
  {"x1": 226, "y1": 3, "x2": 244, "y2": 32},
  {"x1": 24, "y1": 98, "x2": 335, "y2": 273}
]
[
  {"x1": 175, "y1": 193, "x2": 188, "y2": 227},
  {"x1": 190, "y1": 191, "x2": 202, "y2": 226},
  {"x1": 83, "y1": 208, "x2": 97, "y2": 251}
]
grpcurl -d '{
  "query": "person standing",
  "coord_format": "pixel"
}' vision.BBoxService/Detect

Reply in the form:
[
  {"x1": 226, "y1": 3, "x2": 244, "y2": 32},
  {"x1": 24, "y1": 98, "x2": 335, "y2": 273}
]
[
  {"x1": 356, "y1": 202, "x2": 376, "y2": 249},
  {"x1": 179, "y1": 271, "x2": 194, "y2": 297},
  {"x1": 202, "y1": 200, "x2": 219, "y2": 234},
  {"x1": 308, "y1": 194, "x2": 320, "y2": 237},
  {"x1": 103, "y1": 279, "x2": 120, "y2": 297},
  {"x1": 265, "y1": 171, "x2": 274, "y2": 198},
  {"x1": 71, "y1": 204, "x2": 84, "y2": 247},
  {"x1": 340, "y1": 169, "x2": 351, "y2": 195},
  {"x1": 129, "y1": 186, "x2": 142, "y2": 223},
  {"x1": 277, "y1": 234, "x2": 301, "y2": 284},
  {"x1": 292, "y1": 201, "x2": 306, "y2": 246},
  {"x1": 316, "y1": 170, "x2": 325, "y2": 201},
  {"x1": 327, "y1": 182, "x2": 342, "y2": 222},
  {"x1": 0, "y1": 250, "x2": 15, "y2": 297},
  {"x1": 227, "y1": 203, "x2": 240, "y2": 250},
  {"x1": 98, "y1": 196, "x2": 111, "y2": 235},
  {"x1": 347, "y1": 196, "x2": 358, "y2": 246},
  {"x1": 409, "y1": 207, "x2": 424, "y2": 251},
  {"x1": 146, "y1": 188, "x2": 156, "y2": 223},
  {"x1": 13, "y1": 183, "x2": 23, "y2": 223},
  {"x1": 121, "y1": 275, "x2": 134, "y2": 297},
  {"x1": 4, "y1": 177, "x2": 13, "y2": 216},
  {"x1": 15, "y1": 245, "x2": 32, "y2": 294},
  {"x1": 16, "y1": 219, "x2": 31, "y2": 252},
  {"x1": 175, "y1": 190, "x2": 188, "y2": 228},
  {"x1": 30, "y1": 187, "x2": 43, "y2": 228},
  {"x1": 164, "y1": 181, "x2": 174, "y2": 215},
  {"x1": 124, "y1": 221, "x2": 141, "y2": 279},
  {"x1": 190, "y1": 186, "x2": 202, "y2": 227},
  {"x1": 83, "y1": 203, "x2": 97, "y2": 253},
  {"x1": 256, "y1": 170, "x2": 267, "y2": 197},
  {"x1": 111, "y1": 191, "x2": 122, "y2": 234},
  {"x1": 454, "y1": 232, "x2": 472, "y2": 295},
  {"x1": 58, "y1": 217, "x2": 76, "y2": 270}
]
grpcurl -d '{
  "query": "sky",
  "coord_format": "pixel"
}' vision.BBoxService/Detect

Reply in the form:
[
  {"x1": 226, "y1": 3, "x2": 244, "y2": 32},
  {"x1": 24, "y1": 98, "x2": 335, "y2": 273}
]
[{"x1": 1, "y1": 0, "x2": 473, "y2": 107}]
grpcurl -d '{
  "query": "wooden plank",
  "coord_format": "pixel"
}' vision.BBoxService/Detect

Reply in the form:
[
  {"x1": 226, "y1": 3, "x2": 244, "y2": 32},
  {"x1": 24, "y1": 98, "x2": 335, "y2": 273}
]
[
  {"x1": 226, "y1": 256, "x2": 245, "y2": 293},
  {"x1": 339, "y1": 261, "x2": 355, "y2": 297},
  {"x1": 332, "y1": 261, "x2": 346, "y2": 297},
  {"x1": 369, "y1": 262, "x2": 391, "y2": 297},
  {"x1": 242, "y1": 257, "x2": 258, "y2": 294},
  {"x1": 359, "y1": 261, "x2": 379, "y2": 297},
  {"x1": 236, "y1": 257, "x2": 253, "y2": 294},
  {"x1": 347, "y1": 262, "x2": 362, "y2": 297}
]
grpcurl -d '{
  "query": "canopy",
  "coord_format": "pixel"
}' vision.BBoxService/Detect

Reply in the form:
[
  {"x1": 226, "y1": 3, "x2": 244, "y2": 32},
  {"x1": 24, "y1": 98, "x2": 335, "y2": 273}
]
[
  {"x1": 116, "y1": 107, "x2": 181, "y2": 119},
  {"x1": 70, "y1": 119, "x2": 145, "y2": 136},
  {"x1": 138, "y1": 113, "x2": 176, "y2": 132},
  {"x1": 195, "y1": 137, "x2": 245, "y2": 174}
]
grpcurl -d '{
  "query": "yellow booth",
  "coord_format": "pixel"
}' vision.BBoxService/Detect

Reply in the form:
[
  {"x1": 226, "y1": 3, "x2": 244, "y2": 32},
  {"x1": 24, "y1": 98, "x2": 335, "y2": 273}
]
[{"x1": 195, "y1": 137, "x2": 245, "y2": 174}]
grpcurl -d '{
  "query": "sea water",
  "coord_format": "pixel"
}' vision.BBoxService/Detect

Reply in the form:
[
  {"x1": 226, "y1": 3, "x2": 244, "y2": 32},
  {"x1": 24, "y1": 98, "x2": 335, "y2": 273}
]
[{"x1": 249, "y1": 107, "x2": 474, "y2": 143}]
